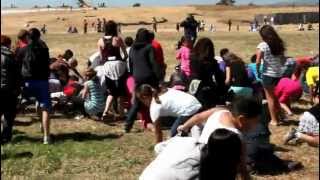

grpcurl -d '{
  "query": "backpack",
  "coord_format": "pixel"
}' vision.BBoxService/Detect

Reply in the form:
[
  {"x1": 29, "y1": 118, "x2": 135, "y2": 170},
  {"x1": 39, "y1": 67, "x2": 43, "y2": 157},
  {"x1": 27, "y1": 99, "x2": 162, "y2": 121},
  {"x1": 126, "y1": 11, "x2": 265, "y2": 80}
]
[
  {"x1": 102, "y1": 36, "x2": 122, "y2": 62},
  {"x1": 21, "y1": 42, "x2": 49, "y2": 80},
  {"x1": 21, "y1": 44, "x2": 36, "y2": 79}
]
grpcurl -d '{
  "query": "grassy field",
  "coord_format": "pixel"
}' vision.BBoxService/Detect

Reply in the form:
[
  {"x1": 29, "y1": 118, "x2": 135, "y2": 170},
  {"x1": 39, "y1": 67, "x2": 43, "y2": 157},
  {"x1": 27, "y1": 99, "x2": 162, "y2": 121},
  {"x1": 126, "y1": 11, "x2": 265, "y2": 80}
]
[
  {"x1": 1, "y1": 4, "x2": 319, "y2": 180},
  {"x1": 1, "y1": 30, "x2": 319, "y2": 180}
]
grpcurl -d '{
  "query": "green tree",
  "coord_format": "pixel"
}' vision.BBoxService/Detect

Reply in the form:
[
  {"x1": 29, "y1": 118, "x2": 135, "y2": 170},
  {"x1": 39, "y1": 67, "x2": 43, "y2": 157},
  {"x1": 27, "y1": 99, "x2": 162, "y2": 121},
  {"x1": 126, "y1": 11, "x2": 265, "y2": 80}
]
[{"x1": 216, "y1": 0, "x2": 236, "y2": 6}]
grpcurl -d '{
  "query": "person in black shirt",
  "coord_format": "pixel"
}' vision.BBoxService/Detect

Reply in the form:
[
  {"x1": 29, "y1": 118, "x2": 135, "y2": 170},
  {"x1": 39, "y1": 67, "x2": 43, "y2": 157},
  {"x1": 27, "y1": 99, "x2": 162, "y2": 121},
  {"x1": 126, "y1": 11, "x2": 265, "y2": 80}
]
[
  {"x1": 180, "y1": 14, "x2": 199, "y2": 45},
  {"x1": 1, "y1": 35, "x2": 21, "y2": 144},
  {"x1": 124, "y1": 28, "x2": 162, "y2": 132},
  {"x1": 189, "y1": 38, "x2": 228, "y2": 110},
  {"x1": 224, "y1": 52, "x2": 253, "y2": 97},
  {"x1": 16, "y1": 28, "x2": 52, "y2": 144}
]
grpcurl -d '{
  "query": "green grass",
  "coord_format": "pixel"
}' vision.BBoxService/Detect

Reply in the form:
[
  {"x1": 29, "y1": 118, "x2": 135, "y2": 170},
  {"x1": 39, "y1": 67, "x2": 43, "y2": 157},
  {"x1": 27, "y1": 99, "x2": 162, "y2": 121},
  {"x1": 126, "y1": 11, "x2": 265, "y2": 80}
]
[{"x1": 2, "y1": 31, "x2": 319, "y2": 179}]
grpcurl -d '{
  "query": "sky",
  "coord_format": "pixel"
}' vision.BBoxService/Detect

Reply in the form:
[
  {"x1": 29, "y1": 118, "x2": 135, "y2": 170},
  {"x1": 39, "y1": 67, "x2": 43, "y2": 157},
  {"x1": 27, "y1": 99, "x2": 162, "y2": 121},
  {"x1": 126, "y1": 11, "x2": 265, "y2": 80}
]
[{"x1": 0, "y1": 0, "x2": 308, "y2": 8}]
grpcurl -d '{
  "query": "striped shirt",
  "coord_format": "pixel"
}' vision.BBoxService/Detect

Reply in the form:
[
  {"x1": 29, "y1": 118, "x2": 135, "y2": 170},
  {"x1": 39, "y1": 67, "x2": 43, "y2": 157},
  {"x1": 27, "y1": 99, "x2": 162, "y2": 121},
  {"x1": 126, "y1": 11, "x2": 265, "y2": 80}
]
[
  {"x1": 257, "y1": 42, "x2": 284, "y2": 78},
  {"x1": 84, "y1": 77, "x2": 106, "y2": 116}
]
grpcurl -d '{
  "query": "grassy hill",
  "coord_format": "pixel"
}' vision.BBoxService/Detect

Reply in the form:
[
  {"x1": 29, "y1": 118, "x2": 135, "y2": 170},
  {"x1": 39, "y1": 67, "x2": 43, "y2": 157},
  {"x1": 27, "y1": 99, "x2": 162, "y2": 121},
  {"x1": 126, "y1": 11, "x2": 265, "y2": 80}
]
[{"x1": 1, "y1": 5, "x2": 318, "y2": 34}]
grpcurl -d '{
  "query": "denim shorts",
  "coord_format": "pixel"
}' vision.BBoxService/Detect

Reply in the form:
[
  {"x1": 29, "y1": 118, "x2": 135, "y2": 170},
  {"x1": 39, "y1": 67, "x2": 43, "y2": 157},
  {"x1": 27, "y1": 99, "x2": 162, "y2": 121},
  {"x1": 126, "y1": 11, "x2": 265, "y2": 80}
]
[
  {"x1": 262, "y1": 75, "x2": 280, "y2": 88},
  {"x1": 24, "y1": 80, "x2": 51, "y2": 110}
]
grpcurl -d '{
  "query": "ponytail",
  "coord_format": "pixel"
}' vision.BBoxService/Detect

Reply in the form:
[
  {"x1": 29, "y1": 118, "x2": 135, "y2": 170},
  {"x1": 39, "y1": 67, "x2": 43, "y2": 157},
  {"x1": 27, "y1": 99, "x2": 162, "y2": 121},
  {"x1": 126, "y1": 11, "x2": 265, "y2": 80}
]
[
  {"x1": 152, "y1": 89, "x2": 161, "y2": 104},
  {"x1": 136, "y1": 84, "x2": 162, "y2": 104}
]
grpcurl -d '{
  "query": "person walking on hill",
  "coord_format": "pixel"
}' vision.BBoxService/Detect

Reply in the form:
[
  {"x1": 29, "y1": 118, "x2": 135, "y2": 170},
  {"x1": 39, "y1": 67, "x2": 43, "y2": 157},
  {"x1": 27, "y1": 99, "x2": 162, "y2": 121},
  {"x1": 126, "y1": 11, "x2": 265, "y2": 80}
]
[
  {"x1": 83, "y1": 19, "x2": 88, "y2": 34},
  {"x1": 152, "y1": 17, "x2": 157, "y2": 33},
  {"x1": 228, "y1": 19, "x2": 232, "y2": 32}
]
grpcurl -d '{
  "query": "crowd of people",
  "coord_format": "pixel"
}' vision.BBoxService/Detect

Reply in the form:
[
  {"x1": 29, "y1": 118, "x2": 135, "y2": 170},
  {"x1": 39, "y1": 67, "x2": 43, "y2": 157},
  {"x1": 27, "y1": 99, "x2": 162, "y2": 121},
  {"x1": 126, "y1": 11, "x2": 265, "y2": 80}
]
[{"x1": 1, "y1": 14, "x2": 319, "y2": 179}]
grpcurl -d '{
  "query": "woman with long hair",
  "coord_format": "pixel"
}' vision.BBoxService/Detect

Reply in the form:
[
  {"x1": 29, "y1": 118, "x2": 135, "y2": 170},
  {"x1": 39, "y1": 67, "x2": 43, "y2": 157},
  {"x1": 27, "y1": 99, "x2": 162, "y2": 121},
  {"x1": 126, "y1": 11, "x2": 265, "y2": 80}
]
[
  {"x1": 199, "y1": 129, "x2": 242, "y2": 180},
  {"x1": 190, "y1": 38, "x2": 227, "y2": 109},
  {"x1": 256, "y1": 25, "x2": 286, "y2": 125},
  {"x1": 224, "y1": 52, "x2": 253, "y2": 97},
  {"x1": 124, "y1": 28, "x2": 162, "y2": 132}
]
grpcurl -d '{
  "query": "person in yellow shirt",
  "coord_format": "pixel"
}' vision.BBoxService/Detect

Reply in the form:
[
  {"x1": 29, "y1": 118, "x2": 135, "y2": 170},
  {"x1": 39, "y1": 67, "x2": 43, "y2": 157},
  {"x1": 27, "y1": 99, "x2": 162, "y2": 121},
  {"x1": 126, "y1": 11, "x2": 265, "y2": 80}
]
[{"x1": 306, "y1": 66, "x2": 319, "y2": 103}]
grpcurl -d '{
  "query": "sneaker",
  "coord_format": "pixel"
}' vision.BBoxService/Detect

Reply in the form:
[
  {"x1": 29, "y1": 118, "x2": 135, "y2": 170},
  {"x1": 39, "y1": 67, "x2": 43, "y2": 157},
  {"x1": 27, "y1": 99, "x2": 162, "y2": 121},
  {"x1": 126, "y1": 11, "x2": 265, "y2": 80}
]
[
  {"x1": 75, "y1": 115, "x2": 84, "y2": 120},
  {"x1": 124, "y1": 123, "x2": 132, "y2": 133},
  {"x1": 287, "y1": 161, "x2": 303, "y2": 171},
  {"x1": 284, "y1": 128, "x2": 297, "y2": 144},
  {"x1": 43, "y1": 135, "x2": 52, "y2": 145}
]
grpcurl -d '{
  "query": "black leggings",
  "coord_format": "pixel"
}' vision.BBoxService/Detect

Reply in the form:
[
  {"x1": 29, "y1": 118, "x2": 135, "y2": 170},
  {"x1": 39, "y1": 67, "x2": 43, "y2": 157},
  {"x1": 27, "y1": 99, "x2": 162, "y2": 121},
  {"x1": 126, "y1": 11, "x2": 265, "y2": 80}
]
[{"x1": 71, "y1": 96, "x2": 88, "y2": 116}]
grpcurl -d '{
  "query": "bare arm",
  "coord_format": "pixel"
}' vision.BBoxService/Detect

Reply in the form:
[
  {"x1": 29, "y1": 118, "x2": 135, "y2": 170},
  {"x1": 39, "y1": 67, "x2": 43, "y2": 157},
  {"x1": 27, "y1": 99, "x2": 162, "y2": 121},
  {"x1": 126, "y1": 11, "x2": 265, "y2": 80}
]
[
  {"x1": 98, "y1": 39, "x2": 105, "y2": 61},
  {"x1": 154, "y1": 119, "x2": 163, "y2": 143},
  {"x1": 225, "y1": 66, "x2": 231, "y2": 85},
  {"x1": 119, "y1": 38, "x2": 128, "y2": 60},
  {"x1": 299, "y1": 134, "x2": 319, "y2": 147},
  {"x1": 81, "y1": 83, "x2": 89, "y2": 99},
  {"x1": 178, "y1": 107, "x2": 225, "y2": 133},
  {"x1": 256, "y1": 49, "x2": 263, "y2": 78}
]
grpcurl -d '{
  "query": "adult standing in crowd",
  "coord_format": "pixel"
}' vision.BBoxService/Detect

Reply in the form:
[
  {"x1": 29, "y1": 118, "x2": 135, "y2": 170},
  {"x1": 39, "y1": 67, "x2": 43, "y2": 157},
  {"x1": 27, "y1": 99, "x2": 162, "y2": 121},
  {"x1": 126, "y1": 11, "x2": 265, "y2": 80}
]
[
  {"x1": 228, "y1": 19, "x2": 232, "y2": 32},
  {"x1": 1, "y1": 35, "x2": 21, "y2": 144},
  {"x1": 256, "y1": 25, "x2": 286, "y2": 126},
  {"x1": 97, "y1": 20, "x2": 128, "y2": 66},
  {"x1": 16, "y1": 28, "x2": 52, "y2": 144},
  {"x1": 180, "y1": 14, "x2": 199, "y2": 45},
  {"x1": 14, "y1": 29, "x2": 29, "y2": 53},
  {"x1": 124, "y1": 28, "x2": 162, "y2": 133},
  {"x1": 83, "y1": 19, "x2": 88, "y2": 34}
]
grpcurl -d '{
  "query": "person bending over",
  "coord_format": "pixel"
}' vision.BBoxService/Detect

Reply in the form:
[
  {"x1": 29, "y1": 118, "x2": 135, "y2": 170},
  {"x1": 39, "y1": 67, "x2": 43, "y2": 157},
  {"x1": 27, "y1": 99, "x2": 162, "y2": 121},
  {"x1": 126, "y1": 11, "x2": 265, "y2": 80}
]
[{"x1": 135, "y1": 84, "x2": 202, "y2": 143}]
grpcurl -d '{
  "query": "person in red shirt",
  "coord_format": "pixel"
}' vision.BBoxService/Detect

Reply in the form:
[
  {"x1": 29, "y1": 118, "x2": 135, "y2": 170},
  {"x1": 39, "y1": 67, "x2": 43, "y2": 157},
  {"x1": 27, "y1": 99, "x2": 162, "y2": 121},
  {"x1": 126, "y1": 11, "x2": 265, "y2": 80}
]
[
  {"x1": 14, "y1": 29, "x2": 29, "y2": 54},
  {"x1": 292, "y1": 55, "x2": 318, "y2": 81},
  {"x1": 275, "y1": 77, "x2": 303, "y2": 116},
  {"x1": 149, "y1": 31, "x2": 166, "y2": 81}
]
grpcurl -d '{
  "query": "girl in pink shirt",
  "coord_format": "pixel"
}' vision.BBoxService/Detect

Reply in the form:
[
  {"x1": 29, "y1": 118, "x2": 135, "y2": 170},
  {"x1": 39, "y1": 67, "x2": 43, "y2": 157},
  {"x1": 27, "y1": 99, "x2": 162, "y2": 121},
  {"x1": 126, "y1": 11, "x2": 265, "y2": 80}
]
[
  {"x1": 176, "y1": 36, "x2": 192, "y2": 78},
  {"x1": 275, "y1": 77, "x2": 303, "y2": 116}
]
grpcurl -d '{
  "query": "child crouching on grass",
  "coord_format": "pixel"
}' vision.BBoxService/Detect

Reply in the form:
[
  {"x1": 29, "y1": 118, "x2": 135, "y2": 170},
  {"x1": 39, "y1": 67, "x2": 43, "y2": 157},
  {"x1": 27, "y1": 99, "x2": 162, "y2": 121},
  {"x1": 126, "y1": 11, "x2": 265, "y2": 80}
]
[
  {"x1": 72, "y1": 68, "x2": 105, "y2": 120},
  {"x1": 135, "y1": 84, "x2": 202, "y2": 143}
]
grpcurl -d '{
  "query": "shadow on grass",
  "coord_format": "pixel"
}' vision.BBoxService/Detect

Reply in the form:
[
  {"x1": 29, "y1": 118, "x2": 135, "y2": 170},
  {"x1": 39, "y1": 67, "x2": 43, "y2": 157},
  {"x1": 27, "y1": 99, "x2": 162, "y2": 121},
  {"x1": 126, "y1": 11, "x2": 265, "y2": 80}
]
[
  {"x1": 273, "y1": 145, "x2": 291, "y2": 152},
  {"x1": 13, "y1": 118, "x2": 38, "y2": 126},
  {"x1": 52, "y1": 132, "x2": 122, "y2": 142},
  {"x1": 296, "y1": 98, "x2": 311, "y2": 106},
  {"x1": 291, "y1": 107, "x2": 308, "y2": 115},
  {"x1": 11, "y1": 132, "x2": 122, "y2": 144},
  {"x1": 1, "y1": 152, "x2": 33, "y2": 160},
  {"x1": 280, "y1": 120, "x2": 299, "y2": 126}
]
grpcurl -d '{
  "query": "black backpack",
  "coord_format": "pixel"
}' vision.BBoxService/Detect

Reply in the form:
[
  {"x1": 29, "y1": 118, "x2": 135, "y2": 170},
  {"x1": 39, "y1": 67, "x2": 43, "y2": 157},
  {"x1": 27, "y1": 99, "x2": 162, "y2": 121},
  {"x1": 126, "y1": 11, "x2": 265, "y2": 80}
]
[
  {"x1": 21, "y1": 45, "x2": 36, "y2": 79},
  {"x1": 21, "y1": 42, "x2": 49, "y2": 79},
  {"x1": 102, "y1": 36, "x2": 122, "y2": 61}
]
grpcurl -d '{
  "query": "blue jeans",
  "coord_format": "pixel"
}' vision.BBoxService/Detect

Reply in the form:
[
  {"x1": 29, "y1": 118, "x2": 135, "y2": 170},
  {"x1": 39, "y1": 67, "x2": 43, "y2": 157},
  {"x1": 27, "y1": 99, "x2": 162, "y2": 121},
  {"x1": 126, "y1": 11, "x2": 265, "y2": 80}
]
[{"x1": 170, "y1": 116, "x2": 192, "y2": 137}]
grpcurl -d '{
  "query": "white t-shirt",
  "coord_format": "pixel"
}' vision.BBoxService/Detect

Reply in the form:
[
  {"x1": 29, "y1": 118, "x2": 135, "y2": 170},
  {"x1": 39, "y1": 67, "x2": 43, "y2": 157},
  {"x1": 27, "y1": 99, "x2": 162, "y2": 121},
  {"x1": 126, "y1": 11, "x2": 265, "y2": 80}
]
[
  {"x1": 94, "y1": 65, "x2": 107, "y2": 91},
  {"x1": 103, "y1": 57, "x2": 127, "y2": 80},
  {"x1": 198, "y1": 110, "x2": 242, "y2": 144},
  {"x1": 150, "y1": 89, "x2": 202, "y2": 122},
  {"x1": 257, "y1": 42, "x2": 284, "y2": 78},
  {"x1": 139, "y1": 136, "x2": 202, "y2": 180}
]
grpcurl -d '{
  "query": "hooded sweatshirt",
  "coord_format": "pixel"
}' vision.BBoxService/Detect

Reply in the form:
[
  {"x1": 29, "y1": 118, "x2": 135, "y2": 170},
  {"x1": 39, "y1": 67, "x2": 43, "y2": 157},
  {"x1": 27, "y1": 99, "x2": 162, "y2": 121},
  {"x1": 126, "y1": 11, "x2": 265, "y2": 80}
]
[{"x1": 129, "y1": 42, "x2": 162, "y2": 85}]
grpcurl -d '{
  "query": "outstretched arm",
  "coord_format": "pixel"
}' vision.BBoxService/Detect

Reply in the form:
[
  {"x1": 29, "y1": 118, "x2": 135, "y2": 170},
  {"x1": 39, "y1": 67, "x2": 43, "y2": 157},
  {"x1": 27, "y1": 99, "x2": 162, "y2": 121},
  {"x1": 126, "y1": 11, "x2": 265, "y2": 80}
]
[{"x1": 177, "y1": 107, "x2": 225, "y2": 133}]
